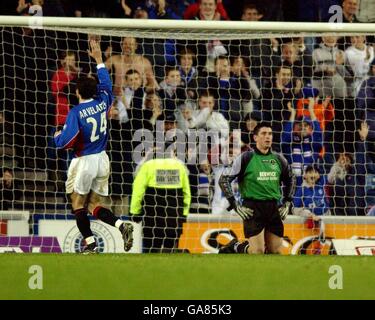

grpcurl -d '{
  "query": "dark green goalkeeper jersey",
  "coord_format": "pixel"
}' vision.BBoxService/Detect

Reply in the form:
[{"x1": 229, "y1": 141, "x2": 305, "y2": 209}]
[{"x1": 219, "y1": 147, "x2": 296, "y2": 203}]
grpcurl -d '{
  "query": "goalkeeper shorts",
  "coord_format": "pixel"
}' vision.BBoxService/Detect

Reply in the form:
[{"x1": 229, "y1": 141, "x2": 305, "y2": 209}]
[{"x1": 242, "y1": 199, "x2": 284, "y2": 238}]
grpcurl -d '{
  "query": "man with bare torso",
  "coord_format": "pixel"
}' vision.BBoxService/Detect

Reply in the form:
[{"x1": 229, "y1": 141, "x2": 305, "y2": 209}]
[{"x1": 105, "y1": 37, "x2": 158, "y2": 96}]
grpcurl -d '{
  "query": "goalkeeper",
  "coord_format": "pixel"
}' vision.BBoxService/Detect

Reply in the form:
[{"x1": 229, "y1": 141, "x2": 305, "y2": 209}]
[
  {"x1": 219, "y1": 122, "x2": 295, "y2": 254},
  {"x1": 129, "y1": 144, "x2": 191, "y2": 253}
]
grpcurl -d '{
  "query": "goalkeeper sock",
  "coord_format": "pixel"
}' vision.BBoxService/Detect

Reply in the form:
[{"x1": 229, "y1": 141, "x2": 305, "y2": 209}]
[
  {"x1": 93, "y1": 206, "x2": 122, "y2": 228},
  {"x1": 74, "y1": 208, "x2": 94, "y2": 239},
  {"x1": 234, "y1": 241, "x2": 250, "y2": 254}
]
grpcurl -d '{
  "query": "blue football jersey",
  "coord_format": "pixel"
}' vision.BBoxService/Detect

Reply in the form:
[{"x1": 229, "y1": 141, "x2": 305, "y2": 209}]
[{"x1": 54, "y1": 65, "x2": 114, "y2": 157}]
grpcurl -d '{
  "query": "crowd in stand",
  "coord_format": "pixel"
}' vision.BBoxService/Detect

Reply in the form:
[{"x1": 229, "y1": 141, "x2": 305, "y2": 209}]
[{"x1": 1, "y1": 0, "x2": 375, "y2": 218}]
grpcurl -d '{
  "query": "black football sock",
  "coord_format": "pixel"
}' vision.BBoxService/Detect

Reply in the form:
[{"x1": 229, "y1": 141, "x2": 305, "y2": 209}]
[
  {"x1": 234, "y1": 241, "x2": 250, "y2": 254},
  {"x1": 74, "y1": 208, "x2": 93, "y2": 239},
  {"x1": 93, "y1": 206, "x2": 122, "y2": 228}
]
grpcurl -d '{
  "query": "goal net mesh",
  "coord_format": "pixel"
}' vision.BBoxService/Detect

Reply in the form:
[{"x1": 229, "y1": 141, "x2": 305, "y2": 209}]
[{"x1": 1, "y1": 20, "x2": 375, "y2": 254}]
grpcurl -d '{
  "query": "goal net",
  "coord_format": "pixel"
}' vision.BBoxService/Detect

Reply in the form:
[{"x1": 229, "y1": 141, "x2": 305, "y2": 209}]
[{"x1": 1, "y1": 16, "x2": 375, "y2": 254}]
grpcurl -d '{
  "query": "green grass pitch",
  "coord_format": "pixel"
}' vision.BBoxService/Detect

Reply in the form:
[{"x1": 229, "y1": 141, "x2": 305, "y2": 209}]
[{"x1": 0, "y1": 254, "x2": 374, "y2": 300}]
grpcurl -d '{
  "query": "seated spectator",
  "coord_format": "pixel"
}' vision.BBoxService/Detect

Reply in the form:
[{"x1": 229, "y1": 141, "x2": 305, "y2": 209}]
[
  {"x1": 327, "y1": 152, "x2": 357, "y2": 216},
  {"x1": 293, "y1": 165, "x2": 330, "y2": 220},
  {"x1": 281, "y1": 98, "x2": 324, "y2": 184},
  {"x1": 312, "y1": 36, "x2": 348, "y2": 98},
  {"x1": 345, "y1": 35, "x2": 374, "y2": 97},
  {"x1": 0, "y1": 168, "x2": 21, "y2": 210},
  {"x1": 158, "y1": 66, "x2": 187, "y2": 113},
  {"x1": 105, "y1": 37, "x2": 158, "y2": 96}
]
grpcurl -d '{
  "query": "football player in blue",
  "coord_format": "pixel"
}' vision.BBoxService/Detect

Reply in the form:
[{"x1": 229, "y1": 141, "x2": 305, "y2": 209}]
[{"x1": 54, "y1": 40, "x2": 133, "y2": 254}]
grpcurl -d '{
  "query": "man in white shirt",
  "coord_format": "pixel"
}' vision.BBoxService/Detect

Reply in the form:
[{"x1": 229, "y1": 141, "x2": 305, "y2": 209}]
[
  {"x1": 345, "y1": 35, "x2": 374, "y2": 96},
  {"x1": 187, "y1": 90, "x2": 229, "y2": 138}
]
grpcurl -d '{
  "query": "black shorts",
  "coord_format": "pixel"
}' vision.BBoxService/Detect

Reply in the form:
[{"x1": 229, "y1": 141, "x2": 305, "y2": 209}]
[{"x1": 242, "y1": 199, "x2": 284, "y2": 238}]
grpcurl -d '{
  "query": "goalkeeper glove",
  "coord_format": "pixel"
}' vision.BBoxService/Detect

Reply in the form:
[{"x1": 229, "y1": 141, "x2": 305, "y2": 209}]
[
  {"x1": 227, "y1": 201, "x2": 254, "y2": 220},
  {"x1": 278, "y1": 201, "x2": 293, "y2": 220}
]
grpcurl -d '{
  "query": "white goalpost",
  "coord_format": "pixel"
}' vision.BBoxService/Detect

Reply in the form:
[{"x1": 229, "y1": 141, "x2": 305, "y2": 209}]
[{"x1": 1, "y1": 16, "x2": 375, "y2": 255}]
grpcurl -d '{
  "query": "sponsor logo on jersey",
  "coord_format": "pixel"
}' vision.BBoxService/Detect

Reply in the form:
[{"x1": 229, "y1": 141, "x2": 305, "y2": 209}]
[{"x1": 257, "y1": 171, "x2": 278, "y2": 181}]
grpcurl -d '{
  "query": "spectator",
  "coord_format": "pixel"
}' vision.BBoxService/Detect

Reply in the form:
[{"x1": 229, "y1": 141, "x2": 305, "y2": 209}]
[
  {"x1": 184, "y1": 0, "x2": 229, "y2": 20},
  {"x1": 105, "y1": 37, "x2": 158, "y2": 96},
  {"x1": 186, "y1": 90, "x2": 229, "y2": 137},
  {"x1": 16, "y1": 0, "x2": 43, "y2": 16},
  {"x1": 184, "y1": 0, "x2": 228, "y2": 72},
  {"x1": 281, "y1": 98, "x2": 324, "y2": 184},
  {"x1": 345, "y1": 35, "x2": 374, "y2": 97},
  {"x1": 357, "y1": 0, "x2": 375, "y2": 23},
  {"x1": 210, "y1": 132, "x2": 243, "y2": 215},
  {"x1": 48, "y1": 50, "x2": 79, "y2": 188},
  {"x1": 291, "y1": 37, "x2": 314, "y2": 85},
  {"x1": 241, "y1": 111, "x2": 262, "y2": 148},
  {"x1": 342, "y1": 0, "x2": 360, "y2": 23},
  {"x1": 178, "y1": 47, "x2": 199, "y2": 100},
  {"x1": 146, "y1": 0, "x2": 182, "y2": 19},
  {"x1": 144, "y1": 92, "x2": 163, "y2": 127},
  {"x1": 229, "y1": 3, "x2": 273, "y2": 85},
  {"x1": 312, "y1": 36, "x2": 348, "y2": 98},
  {"x1": 50, "y1": 51, "x2": 79, "y2": 128},
  {"x1": 158, "y1": 66, "x2": 187, "y2": 113},
  {"x1": 327, "y1": 152, "x2": 357, "y2": 215},
  {"x1": 273, "y1": 41, "x2": 312, "y2": 87},
  {"x1": 355, "y1": 122, "x2": 375, "y2": 214},
  {"x1": 293, "y1": 165, "x2": 330, "y2": 220},
  {"x1": 0, "y1": 168, "x2": 21, "y2": 211},
  {"x1": 190, "y1": 159, "x2": 213, "y2": 214},
  {"x1": 200, "y1": 56, "x2": 250, "y2": 128},
  {"x1": 356, "y1": 69, "x2": 375, "y2": 153},
  {"x1": 296, "y1": 95, "x2": 335, "y2": 132},
  {"x1": 116, "y1": 69, "x2": 155, "y2": 131},
  {"x1": 262, "y1": 65, "x2": 300, "y2": 150},
  {"x1": 230, "y1": 56, "x2": 261, "y2": 116}
]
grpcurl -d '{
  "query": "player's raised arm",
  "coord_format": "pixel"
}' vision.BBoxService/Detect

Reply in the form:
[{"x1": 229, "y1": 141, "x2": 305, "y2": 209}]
[{"x1": 88, "y1": 39, "x2": 114, "y2": 107}]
